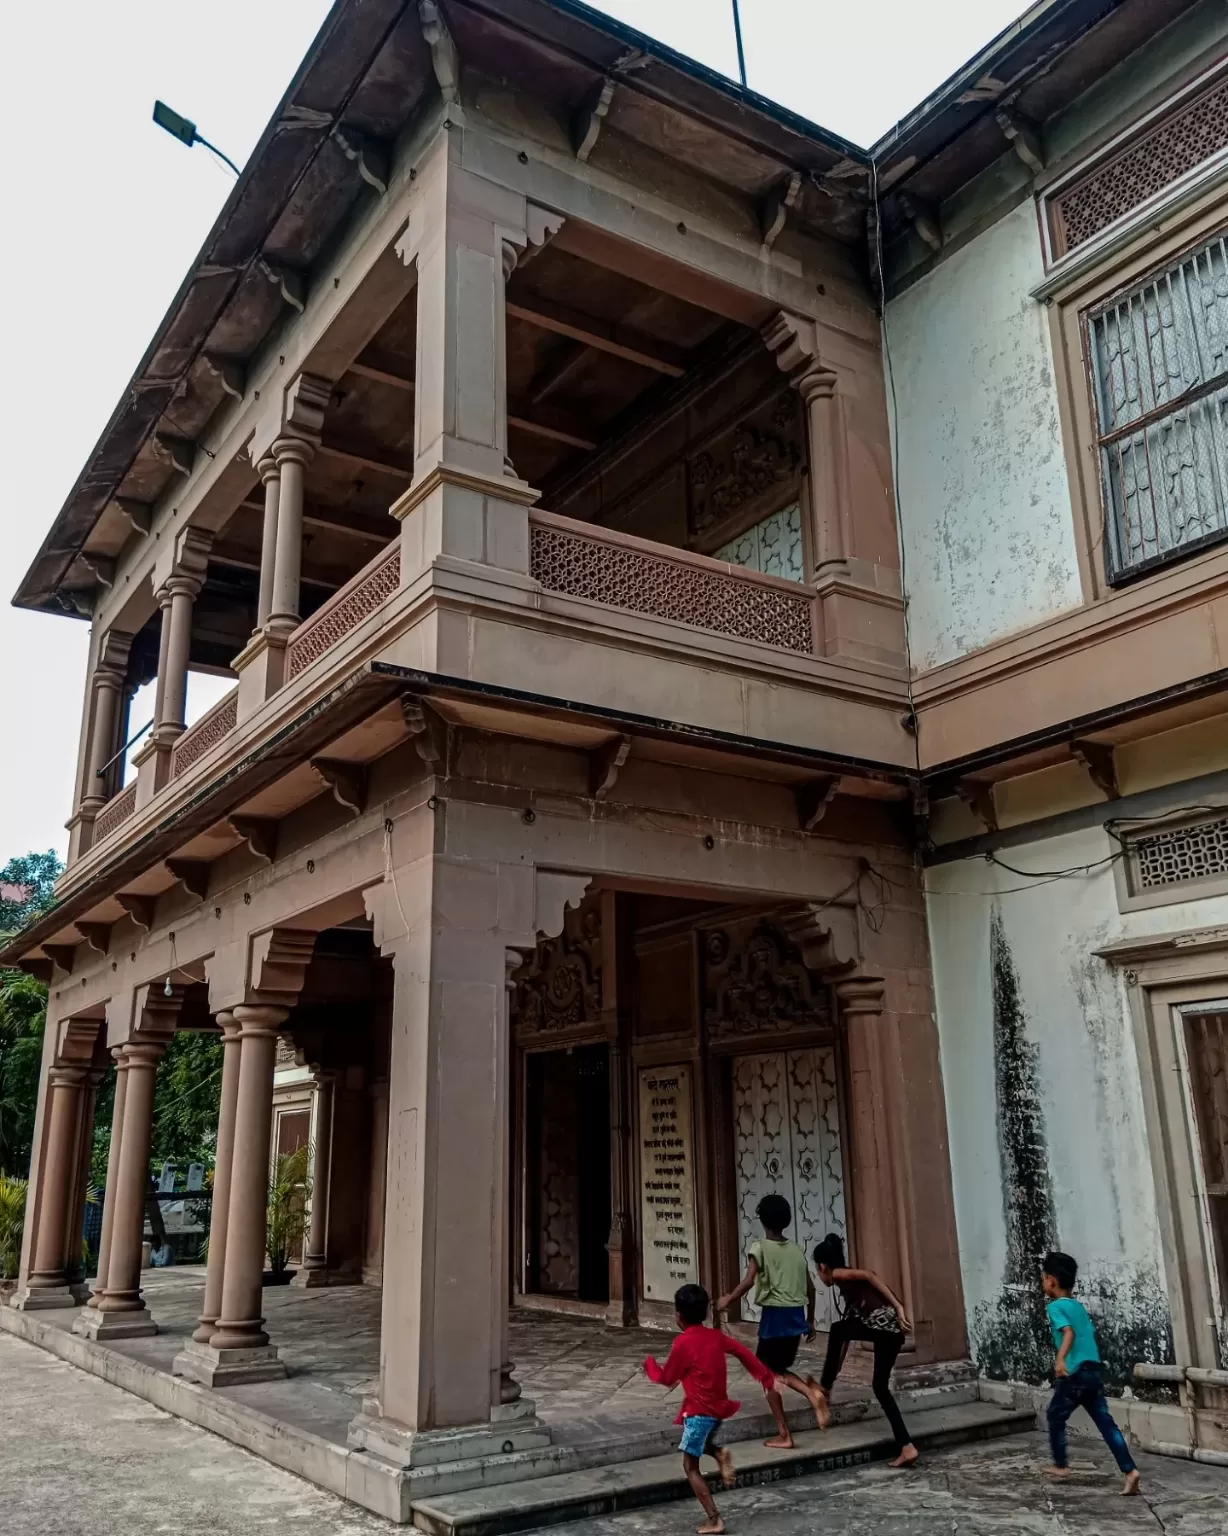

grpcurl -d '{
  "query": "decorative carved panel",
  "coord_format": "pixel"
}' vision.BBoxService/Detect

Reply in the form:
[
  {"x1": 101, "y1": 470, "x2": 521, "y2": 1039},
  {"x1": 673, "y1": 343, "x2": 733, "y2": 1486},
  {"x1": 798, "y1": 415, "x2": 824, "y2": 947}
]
[
  {"x1": 687, "y1": 392, "x2": 803, "y2": 547},
  {"x1": 513, "y1": 900, "x2": 602, "y2": 1039},
  {"x1": 703, "y1": 919, "x2": 833, "y2": 1044}
]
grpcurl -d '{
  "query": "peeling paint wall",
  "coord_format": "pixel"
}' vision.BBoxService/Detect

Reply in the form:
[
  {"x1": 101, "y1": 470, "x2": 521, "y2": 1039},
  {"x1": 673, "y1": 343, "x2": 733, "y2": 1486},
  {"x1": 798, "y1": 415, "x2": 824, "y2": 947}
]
[
  {"x1": 886, "y1": 201, "x2": 1083, "y2": 669},
  {"x1": 926, "y1": 824, "x2": 1192, "y2": 1384}
]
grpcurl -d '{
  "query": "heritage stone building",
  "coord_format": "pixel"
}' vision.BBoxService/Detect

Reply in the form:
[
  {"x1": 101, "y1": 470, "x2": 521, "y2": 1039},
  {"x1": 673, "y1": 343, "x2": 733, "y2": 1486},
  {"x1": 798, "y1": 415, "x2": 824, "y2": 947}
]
[{"x1": 6, "y1": 0, "x2": 1228, "y2": 1511}]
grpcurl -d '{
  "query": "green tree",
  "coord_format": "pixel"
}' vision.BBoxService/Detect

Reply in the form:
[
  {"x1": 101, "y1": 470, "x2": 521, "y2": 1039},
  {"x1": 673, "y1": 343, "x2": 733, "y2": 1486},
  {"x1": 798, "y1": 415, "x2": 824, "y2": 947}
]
[{"x1": 0, "y1": 851, "x2": 62, "y2": 1177}]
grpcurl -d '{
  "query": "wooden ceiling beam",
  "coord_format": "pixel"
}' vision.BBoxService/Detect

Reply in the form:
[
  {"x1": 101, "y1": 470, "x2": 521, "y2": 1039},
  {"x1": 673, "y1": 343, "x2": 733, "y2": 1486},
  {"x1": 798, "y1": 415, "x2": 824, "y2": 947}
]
[
  {"x1": 346, "y1": 360, "x2": 415, "y2": 391},
  {"x1": 316, "y1": 441, "x2": 413, "y2": 479},
  {"x1": 506, "y1": 297, "x2": 686, "y2": 377},
  {"x1": 508, "y1": 415, "x2": 598, "y2": 452}
]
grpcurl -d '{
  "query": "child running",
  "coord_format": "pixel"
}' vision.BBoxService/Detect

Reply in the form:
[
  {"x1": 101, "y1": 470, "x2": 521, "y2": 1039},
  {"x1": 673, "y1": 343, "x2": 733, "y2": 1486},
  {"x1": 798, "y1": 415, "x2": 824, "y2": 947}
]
[
  {"x1": 812, "y1": 1232, "x2": 918, "y2": 1468},
  {"x1": 717, "y1": 1194, "x2": 825, "y2": 1447},
  {"x1": 644, "y1": 1282, "x2": 782, "y2": 1533},
  {"x1": 1042, "y1": 1251, "x2": 1141, "y2": 1496}
]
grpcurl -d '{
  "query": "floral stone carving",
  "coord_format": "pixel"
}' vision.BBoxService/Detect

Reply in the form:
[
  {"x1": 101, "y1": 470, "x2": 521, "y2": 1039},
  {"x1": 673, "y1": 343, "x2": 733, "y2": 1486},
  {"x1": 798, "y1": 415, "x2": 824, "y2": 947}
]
[{"x1": 703, "y1": 920, "x2": 833, "y2": 1042}]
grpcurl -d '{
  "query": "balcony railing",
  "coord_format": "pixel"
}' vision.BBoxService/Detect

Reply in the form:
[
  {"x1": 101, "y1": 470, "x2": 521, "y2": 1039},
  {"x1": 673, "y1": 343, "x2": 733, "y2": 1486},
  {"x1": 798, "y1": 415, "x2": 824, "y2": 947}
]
[
  {"x1": 529, "y1": 510, "x2": 816, "y2": 654},
  {"x1": 286, "y1": 541, "x2": 401, "y2": 680},
  {"x1": 171, "y1": 688, "x2": 239, "y2": 779},
  {"x1": 92, "y1": 782, "x2": 138, "y2": 843}
]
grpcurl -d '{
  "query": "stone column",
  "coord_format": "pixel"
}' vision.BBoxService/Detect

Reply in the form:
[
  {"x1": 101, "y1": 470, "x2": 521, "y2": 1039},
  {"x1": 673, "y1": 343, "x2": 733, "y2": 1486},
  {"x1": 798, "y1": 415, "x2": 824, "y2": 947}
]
[
  {"x1": 294, "y1": 1070, "x2": 335, "y2": 1287},
  {"x1": 265, "y1": 437, "x2": 314, "y2": 637},
  {"x1": 15, "y1": 1066, "x2": 88, "y2": 1308},
  {"x1": 65, "y1": 1067, "x2": 104, "y2": 1297},
  {"x1": 761, "y1": 312, "x2": 844, "y2": 580},
  {"x1": 347, "y1": 855, "x2": 556, "y2": 1468},
  {"x1": 149, "y1": 587, "x2": 175, "y2": 741},
  {"x1": 154, "y1": 573, "x2": 201, "y2": 740},
  {"x1": 835, "y1": 977, "x2": 912, "y2": 1317},
  {"x1": 363, "y1": 1078, "x2": 389, "y2": 1285},
  {"x1": 79, "y1": 634, "x2": 133, "y2": 813},
  {"x1": 178, "y1": 1014, "x2": 241, "y2": 1354},
  {"x1": 255, "y1": 456, "x2": 281, "y2": 629},
  {"x1": 200, "y1": 1004, "x2": 287, "y2": 1380},
  {"x1": 86, "y1": 1040, "x2": 165, "y2": 1337},
  {"x1": 85, "y1": 1047, "x2": 129, "y2": 1309}
]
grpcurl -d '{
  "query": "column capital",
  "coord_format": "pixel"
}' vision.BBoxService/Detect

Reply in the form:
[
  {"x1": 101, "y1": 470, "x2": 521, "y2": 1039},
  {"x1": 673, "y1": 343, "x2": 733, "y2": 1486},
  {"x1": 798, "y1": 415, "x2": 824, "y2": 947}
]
[
  {"x1": 761, "y1": 310, "x2": 838, "y2": 401},
  {"x1": 94, "y1": 629, "x2": 134, "y2": 689},
  {"x1": 120, "y1": 1038, "x2": 168, "y2": 1070},
  {"x1": 834, "y1": 975, "x2": 887, "y2": 1018},
  {"x1": 47, "y1": 1064, "x2": 88, "y2": 1089},
  {"x1": 255, "y1": 453, "x2": 280, "y2": 484},
  {"x1": 231, "y1": 1002, "x2": 290, "y2": 1035},
  {"x1": 271, "y1": 433, "x2": 318, "y2": 470}
]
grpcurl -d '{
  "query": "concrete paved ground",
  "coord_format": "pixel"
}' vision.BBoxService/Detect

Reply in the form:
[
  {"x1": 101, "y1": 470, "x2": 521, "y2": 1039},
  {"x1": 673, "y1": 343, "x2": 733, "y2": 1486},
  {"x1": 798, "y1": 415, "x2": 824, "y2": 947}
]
[
  {"x1": 2, "y1": 1327, "x2": 1225, "y2": 1536},
  {"x1": 0, "y1": 1333, "x2": 389, "y2": 1535},
  {"x1": 538, "y1": 1432, "x2": 1228, "y2": 1536}
]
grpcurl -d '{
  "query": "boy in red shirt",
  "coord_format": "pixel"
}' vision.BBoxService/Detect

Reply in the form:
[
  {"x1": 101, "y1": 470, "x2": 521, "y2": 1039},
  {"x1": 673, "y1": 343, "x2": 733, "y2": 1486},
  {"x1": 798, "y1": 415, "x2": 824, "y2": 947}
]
[{"x1": 644, "y1": 1283, "x2": 781, "y2": 1533}]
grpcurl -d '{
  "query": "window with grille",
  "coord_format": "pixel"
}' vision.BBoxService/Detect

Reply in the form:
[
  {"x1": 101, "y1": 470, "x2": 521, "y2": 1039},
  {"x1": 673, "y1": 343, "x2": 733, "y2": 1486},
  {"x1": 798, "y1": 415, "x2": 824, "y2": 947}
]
[
  {"x1": 1125, "y1": 812, "x2": 1228, "y2": 892},
  {"x1": 1088, "y1": 230, "x2": 1228, "y2": 582},
  {"x1": 713, "y1": 503, "x2": 804, "y2": 583}
]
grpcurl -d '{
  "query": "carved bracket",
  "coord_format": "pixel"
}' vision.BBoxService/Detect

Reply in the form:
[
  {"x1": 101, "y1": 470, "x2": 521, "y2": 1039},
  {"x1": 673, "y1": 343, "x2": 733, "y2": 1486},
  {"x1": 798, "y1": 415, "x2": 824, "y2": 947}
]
[
  {"x1": 44, "y1": 943, "x2": 77, "y2": 975},
  {"x1": 795, "y1": 775, "x2": 840, "y2": 832},
  {"x1": 229, "y1": 815, "x2": 278, "y2": 863},
  {"x1": 76, "y1": 922, "x2": 112, "y2": 957},
  {"x1": 956, "y1": 778, "x2": 998, "y2": 834},
  {"x1": 420, "y1": 0, "x2": 460, "y2": 104},
  {"x1": 573, "y1": 77, "x2": 616, "y2": 162},
  {"x1": 1072, "y1": 739, "x2": 1119, "y2": 801},
  {"x1": 249, "y1": 928, "x2": 318, "y2": 1008},
  {"x1": 401, "y1": 696, "x2": 448, "y2": 767},
  {"x1": 311, "y1": 757, "x2": 366, "y2": 817},
  {"x1": 116, "y1": 893, "x2": 155, "y2": 932},
  {"x1": 761, "y1": 170, "x2": 803, "y2": 249},
  {"x1": 166, "y1": 858, "x2": 210, "y2": 901},
  {"x1": 590, "y1": 735, "x2": 631, "y2": 800}
]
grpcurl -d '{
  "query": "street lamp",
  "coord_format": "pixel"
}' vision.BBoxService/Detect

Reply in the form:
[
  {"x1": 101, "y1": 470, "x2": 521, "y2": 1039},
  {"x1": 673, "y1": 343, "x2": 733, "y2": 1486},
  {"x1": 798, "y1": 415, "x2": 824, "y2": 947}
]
[{"x1": 152, "y1": 100, "x2": 240, "y2": 177}]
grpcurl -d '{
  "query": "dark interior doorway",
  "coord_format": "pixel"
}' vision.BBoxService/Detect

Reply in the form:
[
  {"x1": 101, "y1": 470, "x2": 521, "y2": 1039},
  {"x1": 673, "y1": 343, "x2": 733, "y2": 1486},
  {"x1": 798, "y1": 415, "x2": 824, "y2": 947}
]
[{"x1": 525, "y1": 1044, "x2": 612, "y2": 1304}]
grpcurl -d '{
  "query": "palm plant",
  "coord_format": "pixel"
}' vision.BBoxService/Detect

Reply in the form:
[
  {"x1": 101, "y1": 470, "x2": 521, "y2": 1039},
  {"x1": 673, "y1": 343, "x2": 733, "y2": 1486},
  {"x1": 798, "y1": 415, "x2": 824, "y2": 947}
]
[
  {"x1": 265, "y1": 1144, "x2": 311, "y2": 1279},
  {"x1": 0, "y1": 1173, "x2": 28, "y2": 1280}
]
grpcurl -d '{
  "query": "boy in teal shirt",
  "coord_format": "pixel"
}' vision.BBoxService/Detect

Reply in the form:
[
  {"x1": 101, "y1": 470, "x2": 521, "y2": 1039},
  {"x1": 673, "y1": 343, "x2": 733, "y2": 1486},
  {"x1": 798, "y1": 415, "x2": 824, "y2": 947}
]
[
  {"x1": 717, "y1": 1194, "x2": 824, "y2": 1448},
  {"x1": 1042, "y1": 1252, "x2": 1140, "y2": 1496}
]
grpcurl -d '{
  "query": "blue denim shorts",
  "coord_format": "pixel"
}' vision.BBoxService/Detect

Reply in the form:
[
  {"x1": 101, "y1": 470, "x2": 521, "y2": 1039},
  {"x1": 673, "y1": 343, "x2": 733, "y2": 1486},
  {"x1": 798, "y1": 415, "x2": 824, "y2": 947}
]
[{"x1": 679, "y1": 1415, "x2": 722, "y2": 1457}]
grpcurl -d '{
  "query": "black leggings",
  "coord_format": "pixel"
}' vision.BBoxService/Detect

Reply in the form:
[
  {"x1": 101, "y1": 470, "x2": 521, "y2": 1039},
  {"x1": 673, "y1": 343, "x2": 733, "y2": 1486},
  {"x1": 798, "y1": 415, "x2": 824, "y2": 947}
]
[{"x1": 819, "y1": 1317, "x2": 911, "y2": 1451}]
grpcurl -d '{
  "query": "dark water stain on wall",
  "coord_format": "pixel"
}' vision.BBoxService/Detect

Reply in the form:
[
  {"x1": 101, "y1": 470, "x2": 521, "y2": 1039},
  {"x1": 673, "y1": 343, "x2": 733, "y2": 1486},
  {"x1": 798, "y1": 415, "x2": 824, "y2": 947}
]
[
  {"x1": 975, "y1": 906, "x2": 1058, "y2": 1381},
  {"x1": 972, "y1": 909, "x2": 1175, "y2": 1385}
]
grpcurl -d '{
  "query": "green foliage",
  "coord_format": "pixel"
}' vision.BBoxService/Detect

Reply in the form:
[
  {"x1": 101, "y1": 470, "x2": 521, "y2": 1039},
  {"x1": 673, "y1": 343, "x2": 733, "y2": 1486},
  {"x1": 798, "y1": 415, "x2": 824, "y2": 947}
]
[
  {"x1": 0, "y1": 849, "x2": 61, "y2": 936},
  {"x1": 0, "y1": 1173, "x2": 28, "y2": 1279},
  {"x1": 266, "y1": 1144, "x2": 311, "y2": 1276},
  {"x1": 150, "y1": 1031, "x2": 224, "y2": 1170},
  {"x1": 0, "y1": 970, "x2": 48, "y2": 1176}
]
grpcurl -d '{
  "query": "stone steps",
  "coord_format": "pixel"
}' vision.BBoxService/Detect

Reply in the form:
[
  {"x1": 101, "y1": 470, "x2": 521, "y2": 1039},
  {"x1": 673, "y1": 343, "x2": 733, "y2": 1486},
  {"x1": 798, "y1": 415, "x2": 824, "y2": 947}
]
[{"x1": 410, "y1": 1400, "x2": 1036, "y2": 1536}]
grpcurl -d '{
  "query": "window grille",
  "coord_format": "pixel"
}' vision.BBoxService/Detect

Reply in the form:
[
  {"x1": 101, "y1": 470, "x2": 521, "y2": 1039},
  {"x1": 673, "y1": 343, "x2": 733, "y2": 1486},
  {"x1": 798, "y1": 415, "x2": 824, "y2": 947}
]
[
  {"x1": 1089, "y1": 230, "x2": 1228, "y2": 581},
  {"x1": 714, "y1": 503, "x2": 804, "y2": 583},
  {"x1": 1127, "y1": 813, "x2": 1228, "y2": 891}
]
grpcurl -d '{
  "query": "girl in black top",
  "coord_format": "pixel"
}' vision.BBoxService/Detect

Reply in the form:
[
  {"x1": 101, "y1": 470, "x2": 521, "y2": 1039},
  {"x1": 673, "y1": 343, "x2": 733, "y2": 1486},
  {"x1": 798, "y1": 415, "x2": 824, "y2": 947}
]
[{"x1": 812, "y1": 1233, "x2": 918, "y2": 1468}]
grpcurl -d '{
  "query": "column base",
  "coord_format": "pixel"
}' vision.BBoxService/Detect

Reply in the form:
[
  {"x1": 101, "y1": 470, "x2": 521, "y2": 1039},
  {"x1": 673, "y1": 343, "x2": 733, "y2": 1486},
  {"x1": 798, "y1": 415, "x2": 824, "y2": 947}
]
[
  {"x1": 10, "y1": 1284, "x2": 77, "y2": 1312},
  {"x1": 347, "y1": 1396, "x2": 550, "y2": 1468},
  {"x1": 172, "y1": 1338, "x2": 287, "y2": 1387},
  {"x1": 290, "y1": 1263, "x2": 330, "y2": 1289},
  {"x1": 73, "y1": 1305, "x2": 158, "y2": 1340}
]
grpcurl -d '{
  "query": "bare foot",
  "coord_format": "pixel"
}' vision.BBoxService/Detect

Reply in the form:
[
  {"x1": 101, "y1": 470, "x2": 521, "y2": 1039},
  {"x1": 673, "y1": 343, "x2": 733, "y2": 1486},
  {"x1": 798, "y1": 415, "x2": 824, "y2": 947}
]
[
  {"x1": 809, "y1": 1381, "x2": 831, "y2": 1430},
  {"x1": 1046, "y1": 1466, "x2": 1072, "y2": 1480},
  {"x1": 716, "y1": 1447, "x2": 737, "y2": 1489},
  {"x1": 763, "y1": 1434, "x2": 794, "y2": 1450},
  {"x1": 696, "y1": 1520, "x2": 725, "y2": 1534},
  {"x1": 888, "y1": 1445, "x2": 919, "y2": 1469},
  {"x1": 1122, "y1": 1470, "x2": 1142, "y2": 1497}
]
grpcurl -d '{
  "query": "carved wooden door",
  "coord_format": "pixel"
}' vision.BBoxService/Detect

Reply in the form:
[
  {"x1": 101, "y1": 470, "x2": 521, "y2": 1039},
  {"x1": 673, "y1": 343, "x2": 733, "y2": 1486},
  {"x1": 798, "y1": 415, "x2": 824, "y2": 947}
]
[{"x1": 732, "y1": 1048, "x2": 846, "y2": 1327}]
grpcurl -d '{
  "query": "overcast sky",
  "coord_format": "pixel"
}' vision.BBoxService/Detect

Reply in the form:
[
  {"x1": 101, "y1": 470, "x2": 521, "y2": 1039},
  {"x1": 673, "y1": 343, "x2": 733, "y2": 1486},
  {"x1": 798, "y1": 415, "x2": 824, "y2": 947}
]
[{"x1": 0, "y1": 0, "x2": 1024, "y2": 866}]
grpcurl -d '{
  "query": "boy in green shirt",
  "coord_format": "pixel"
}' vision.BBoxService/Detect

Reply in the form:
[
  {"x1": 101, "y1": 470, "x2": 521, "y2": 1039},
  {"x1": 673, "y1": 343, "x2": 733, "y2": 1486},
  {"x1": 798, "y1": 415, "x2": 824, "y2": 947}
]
[
  {"x1": 717, "y1": 1194, "x2": 824, "y2": 1447},
  {"x1": 1042, "y1": 1251, "x2": 1140, "y2": 1496}
]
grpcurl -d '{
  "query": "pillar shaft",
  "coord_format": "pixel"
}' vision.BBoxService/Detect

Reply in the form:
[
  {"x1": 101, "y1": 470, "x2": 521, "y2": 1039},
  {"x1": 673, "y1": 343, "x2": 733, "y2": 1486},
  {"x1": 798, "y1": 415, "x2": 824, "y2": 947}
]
[
  {"x1": 800, "y1": 377, "x2": 845, "y2": 575},
  {"x1": 156, "y1": 580, "x2": 197, "y2": 737},
  {"x1": 255, "y1": 458, "x2": 281, "y2": 630},
  {"x1": 90, "y1": 1050, "x2": 129, "y2": 1305},
  {"x1": 301, "y1": 1073, "x2": 335, "y2": 1275},
  {"x1": 210, "y1": 1005, "x2": 285, "y2": 1350},
  {"x1": 193, "y1": 1014, "x2": 242, "y2": 1343},
  {"x1": 85, "y1": 678, "x2": 123, "y2": 805},
  {"x1": 27, "y1": 1068, "x2": 87, "y2": 1288},
  {"x1": 150, "y1": 591, "x2": 174, "y2": 741},
  {"x1": 266, "y1": 441, "x2": 312, "y2": 634},
  {"x1": 363, "y1": 1080, "x2": 389, "y2": 1283},
  {"x1": 65, "y1": 1069, "x2": 103, "y2": 1287},
  {"x1": 96, "y1": 1041, "x2": 163, "y2": 1314}
]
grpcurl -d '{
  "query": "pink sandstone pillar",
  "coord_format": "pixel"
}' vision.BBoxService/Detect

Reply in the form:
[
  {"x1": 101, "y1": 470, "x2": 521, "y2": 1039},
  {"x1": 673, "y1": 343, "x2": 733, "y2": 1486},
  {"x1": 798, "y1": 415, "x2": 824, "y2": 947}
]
[
  {"x1": 192, "y1": 1013, "x2": 241, "y2": 1341},
  {"x1": 294, "y1": 1070, "x2": 335, "y2": 1286},
  {"x1": 86, "y1": 1047, "x2": 129, "y2": 1309},
  {"x1": 87, "y1": 1040, "x2": 164, "y2": 1337},
  {"x1": 194, "y1": 1004, "x2": 287, "y2": 1383},
  {"x1": 16, "y1": 1065, "x2": 87, "y2": 1307}
]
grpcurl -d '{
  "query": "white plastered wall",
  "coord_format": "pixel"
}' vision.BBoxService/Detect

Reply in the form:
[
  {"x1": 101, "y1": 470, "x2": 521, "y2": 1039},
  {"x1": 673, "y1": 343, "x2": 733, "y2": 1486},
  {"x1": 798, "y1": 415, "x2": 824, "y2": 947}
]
[
  {"x1": 886, "y1": 200, "x2": 1084, "y2": 669},
  {"x1": 926, "y1": 822, "x2": 1228, "y2": 1378}
]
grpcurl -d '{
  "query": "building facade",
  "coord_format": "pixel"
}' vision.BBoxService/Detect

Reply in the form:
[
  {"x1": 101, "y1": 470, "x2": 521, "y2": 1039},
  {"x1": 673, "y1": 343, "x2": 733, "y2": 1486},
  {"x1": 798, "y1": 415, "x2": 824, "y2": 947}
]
[{"x1": 5, "y1": 0, "x2": 1228, "y2": 1493}]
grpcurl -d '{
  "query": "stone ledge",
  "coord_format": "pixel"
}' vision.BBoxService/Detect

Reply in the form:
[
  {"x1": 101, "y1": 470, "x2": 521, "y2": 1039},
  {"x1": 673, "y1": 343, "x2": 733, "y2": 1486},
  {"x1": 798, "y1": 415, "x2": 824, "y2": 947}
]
[{"x1": 410, "y1": 1400, "x2": 1036, "y2": 1536}]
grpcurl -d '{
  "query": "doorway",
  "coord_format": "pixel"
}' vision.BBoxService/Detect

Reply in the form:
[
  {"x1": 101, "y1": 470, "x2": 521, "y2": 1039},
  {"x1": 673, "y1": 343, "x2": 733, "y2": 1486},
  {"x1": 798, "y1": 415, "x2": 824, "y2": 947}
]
[
  {"x1": 1179, "y1": 1008, "x2": 1228, "y2": 1360},
  {"x1": 524, "y1": 1044, "x2": 612, "y2": 1304},
  {"x1": 731, "y1": 1047, "x2": 847, "y2": 1326}
]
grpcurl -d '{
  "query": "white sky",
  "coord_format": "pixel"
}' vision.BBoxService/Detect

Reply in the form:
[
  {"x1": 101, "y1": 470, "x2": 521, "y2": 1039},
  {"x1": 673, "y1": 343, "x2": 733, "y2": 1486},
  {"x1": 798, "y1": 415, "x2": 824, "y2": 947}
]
[{"x1": 0, "y1": 0, "x2": 1024, "y2": 863}]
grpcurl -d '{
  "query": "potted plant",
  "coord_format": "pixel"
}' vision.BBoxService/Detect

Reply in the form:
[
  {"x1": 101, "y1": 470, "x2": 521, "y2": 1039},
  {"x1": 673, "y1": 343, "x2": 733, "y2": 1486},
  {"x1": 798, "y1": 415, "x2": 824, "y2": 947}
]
[
  {"x1": 264, "y1": 1144, "x2": 310, "y2": 1285},
  {"x1": 0, "y1": 1174, "x2": 28, "y2": 1292}
]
